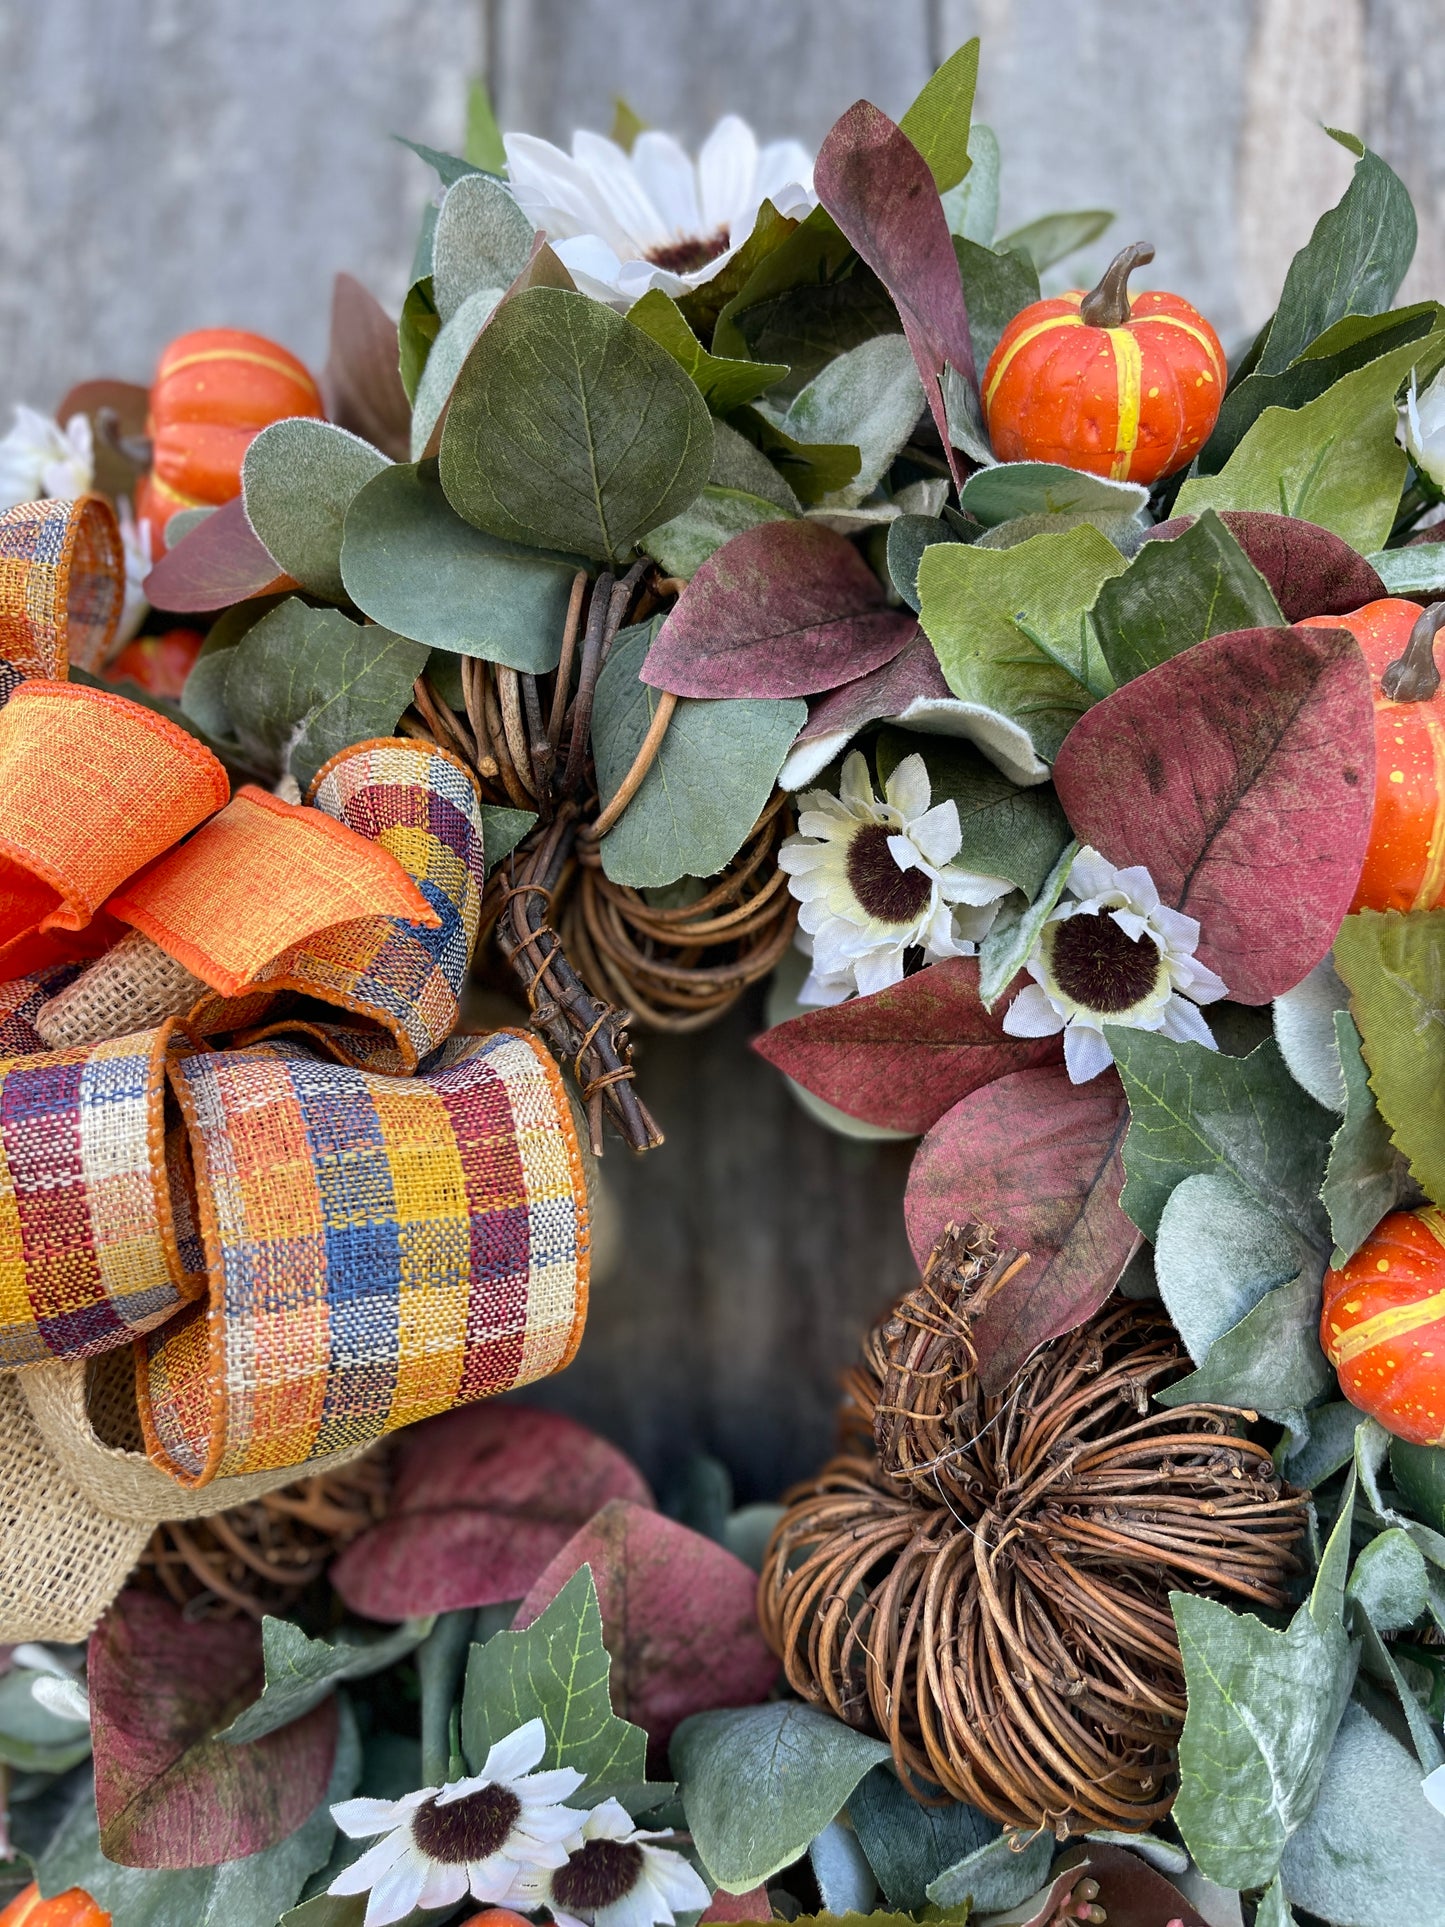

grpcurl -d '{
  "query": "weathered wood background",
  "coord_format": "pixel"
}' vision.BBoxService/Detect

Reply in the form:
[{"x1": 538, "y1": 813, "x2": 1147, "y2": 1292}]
[{"x1": 2, "y1": 0, "x2": 1441, "y2": 1495}]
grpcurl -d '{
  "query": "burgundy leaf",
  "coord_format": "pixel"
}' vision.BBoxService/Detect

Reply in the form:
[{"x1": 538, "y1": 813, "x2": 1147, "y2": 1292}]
[
  {"x1": 780, "y1": 629, "x2": 950, "y2": 784},
  {"x1": 54, "y1": 378, "x2": 151, "y2": 508},
  {"x1": 514, "y1": 1499, "x2": 777, "y2": 1758},
  {"x1": 701, "y1": 1889, "x2": 770, "y2": 1923},
  {"x1": 89, "y1": 1591, "x2": 337, "y2": 1868},
  {"x1": 1058, "y1": 1843, "x2": 1211, "y2": 1927},
  {"x1": 814, "y1": 99, "x2": 975, "y2": 483},
  {"x1": 1052, "y1": 624, "x2": 1375, "y2": 1004},
  {"x1": 1144, "y1": 509, "x2": 1385, "y2": 621},
  {"x1": 331, "y1": 1404, "x2": 654, "y2": 1621},
  {"x1": 143, "y1": 494, "x2": 295, "y2": 613},
  {"x1": 752, "y1": 956, "x2": 1061, "y2": 1134},
  {"x1": 321, "y1": 272, "x2": 412, "y2": 461},
  {"x1": 905, "y1": 1064, "x2": 1138, "y2": 1391},
  {"x1": 641, "y1": 521, "x2": 915, "y2": 699}
]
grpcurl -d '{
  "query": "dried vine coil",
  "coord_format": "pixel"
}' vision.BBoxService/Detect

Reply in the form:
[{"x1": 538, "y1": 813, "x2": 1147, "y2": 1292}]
[
  {"x1": 758, "y1": 1222, "x2": 1309, "y2": 1835},
  {"x1": 135, "y1": 1451, "x2": 391, "y2": 1620}
]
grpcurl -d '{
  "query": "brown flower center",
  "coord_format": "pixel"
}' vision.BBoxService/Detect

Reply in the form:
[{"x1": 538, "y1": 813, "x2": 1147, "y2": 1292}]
[
  {"x1": 553, "y1": 1837, "x2": 647, "y2": 1912},
  {"x1": 844, "y1": 823, "x2": 932, "y2": 925},
  {"x1": 1047, "y1": 910, "x2": 1163, "y2": 1014},
  {"x1": 411, "y1": 1783, "x2": 521, "y2": 1865},
  {"x1": 645, "y1": 229, "x2": 730, "y2": 275}
]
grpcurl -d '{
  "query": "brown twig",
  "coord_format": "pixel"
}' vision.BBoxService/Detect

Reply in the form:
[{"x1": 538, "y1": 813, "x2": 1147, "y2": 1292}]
[{"x1": 548, "y1": 570, "x2": 590, "y2": 750}]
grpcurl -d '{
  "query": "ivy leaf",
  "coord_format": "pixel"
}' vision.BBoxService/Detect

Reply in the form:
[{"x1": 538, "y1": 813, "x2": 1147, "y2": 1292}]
[
  {"x1": 1156, "y1": 1271, "x2": 1333, "y2": 1415},
  {"x1": 593, "y1": 621, "x2": 804, "y2": 889},
  {"x1": 331, "y1": 1404, "x2": 652, "y2": 1622},
  {"x1": 145, "y1": 495, "x2": 293, "y2": 614},
  {"x1": 753, "y1": 956, "x2": 1061, "y2": 1135},
  {"x1": 1174, "y1": 332, "x2": 1445, "y2": 554},
  {"x1": 905, "y1": 1064, "x2": 1138, "y2": 1390},
  {"x1": 1278, "y1": 1702, "x2": 1445, "y2": 1927},
  {"x1": 848, "y1": 1767, "x2": 996, "y2": 1913},
  {"x1": 1053, "y1": 624, "x2": 1376, "y2": 1004},
  {"x1": 779, "y1": 335, "x2": 924, "y2": 508},
  {"x1": 1153, "y1": 1170, "x2": 1301, "y2": 1365},
  {"x1": 241, "y1": 420, "x2": 389, "y2": 604},
  {"x1": 1334, "y1": 909, "x2": 1445, "y2": 1208},
  {"x1": 898, "y1": 38, "x2": 979, "y2": 193},
  {"x1": 641, "y1": 522, "x2": 913, "y2": 700},
  {"x1": 220, "y1": 1618, "x2": 432, "y2": 1747},
  {"x1": 995, "y1": 208, "x2": 1115, "y2": 273},
  {"x1": 1142, "y1": 508, "x2": 1386, "y2": 621},
  {"x1": 88, "y1": 1591, "x2": 339, "y2": 1868},
  {"x1": 1170, "y1": 1590, "x2": 1355, "y2": 1890},
  {"x1": 341, "y1": 462, "x2": 581, "y2": 671},
  {"x1": 1090, "y1": 510, "x2": 1284, "y2": 686},
  {"x1": 431, "y1": 171, "x2": 533, "y2": 324},
  {"x1": 1323, "y1": 1009, "x2": 1407, "y2": 1262},
  {"x1": 223, "y1": 598, "x2": 428, "y2": 788},
  {"x1": 461, "y1": 1566, "x2": 651, "y2": 1805},
  {"x1": 439, "y1": 286, "x2": 712, "y2": 563},
  {"x1": 671, "y1": 1701, "x2": 889, "y2": 1894},
  {"x1": 627, "y1": 290, "x2": 786, "y2": 411},
  {"x1": 875, "y1": 727, "x2": 1070, "y2": 895},
  {"x1": 953, "y1": 237, "x2": 1038, "y2": 372},
  {"x1": 1109, "y1": 1032, "x2": 1334, "y2": 1246},
  {"x1": 917, "y1": 525, "x2": 1126, "y2": 762}
]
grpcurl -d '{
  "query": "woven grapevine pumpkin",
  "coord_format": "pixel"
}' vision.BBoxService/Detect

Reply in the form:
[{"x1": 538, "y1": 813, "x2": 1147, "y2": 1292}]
[
  {"x1": 1302, "y1": 598, "x2": 1445, "y2": 912},
  {"x1": 1321, "y1": 1205, "x2": 1445, "y2": 1444},
  {"x1": 135, "y1": 326, "x2": 323, "y2": 547},
  {"x1": 983, "y1": 241, "x2": 1225, "y2": 484},
  {"x1": 0, "y1": 1887, "x2": 110, "y2": 1926}
]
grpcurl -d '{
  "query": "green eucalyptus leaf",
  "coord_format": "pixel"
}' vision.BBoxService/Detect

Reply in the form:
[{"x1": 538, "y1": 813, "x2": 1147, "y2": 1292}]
[
  {"x1": 627, "y1": 289, "x2": 786, "y2": 411},
  {"x1": 1157, "y1": 1270, "x2": 1333, "y2": 1415},
  {"x1": 925, "y1": 1827, "x2": 1053, "y2": 1911},
  {"x1": 670, "y1": 1700, "x2": 889, "y2": 1893},
  {"x1": 1107, "y1": 1031, "x2": 1334, "y2": 1244},
  {"x1": 848, "y1": 1766, "x2": 996, "y2": 1912},
  {"x1": 941, "y1": 123, "x2": 1000, "y2": 244},
  {"x1": 221, "y1": 1617, "x2": 432, "y2": 1746},
  {"x1": 1392, "y1": 1438, "x2": 1445, "y2": 1533},
  {"x1": 899, "y1": 37, "x2": 979, "y2": 193},
  {"x1": 642, "y1": 485, "x2": 790, "y2": 579},
  {"x1": 341, "y1": 461, "x2": 580, "y2": 671},
  {"x1": 1323, "y1": 1008, "x2": 1407, "y2": 1263},
  {"x1": 1171, "y1": 1590, "x2": 1355, "y2": 1890},
  {"x1": 886, "y1": 511, "x2": 968, "y2": 612},
  {"x1": 591, "y1": 621, "x2": 805, "y2": 889},
  {"x1": 224, "y1": 597, "x2": 428, "y2": 787},
  {"x1": 409, "y1": 284, "x2": 503, "y2": 460},
  {"x1": 1090, "y1": 509, "x2": 1284, "y2": 686},
  {"x1": 1334, "y1": 909, "x2": 1445, "y2": 1207},
  {"x1": 1153, "y1": 1170, "x2": 1301, "y2": 1366},
  {"x1": 1256, "y1": 1874, "x2": 1298, "y2": 1927},
  {"x1": 917, "y1": 525, "x2": 1126, "y2": 762},
  {"x1": 410, "y1": 204, "x2": 438, "y2": 284},
  {"x1": 956, "y1": 461, "x2": 1148, "y2": 531},
  {"x1": 460, "y1": 1566, "x2": 652, "y2": 1805},
  {"x1": 995, "y1": 208, "x2": 1114, "y2": 273},
  {"x1": 439, "y1": 286, "x2": 713, "y2": 562},
  {"x1": 780, "y1": 335, "x2": 923, "y2": 508},
  {"x1": 0, "y1": 1670, "x2": 91, "y2": 1773},
  {"x1": 953, "y1": 237, "x2": 1039, "y2": 373},
  {"x1": 399, "y1": 276, "x2": 441, "y2": 404},
  {"x1": 432, "y1": 172, "x2": 532, "y2": 325},
  {"x1": 241, "y1": 420, "x2": 389, "y2": 603},
  {"x1": 1349, "y1": 1527, "x2": 1430, "y2": 1632},
  {"x1": 1175, "y1": 332, "x2": 1445, "y2": 554},
  {"x1": 166, "y1": 506, "x2": 215, "y2": 544},
  {"x1": 875, "y1": 727, "x2": 1069, "y2": 897}
]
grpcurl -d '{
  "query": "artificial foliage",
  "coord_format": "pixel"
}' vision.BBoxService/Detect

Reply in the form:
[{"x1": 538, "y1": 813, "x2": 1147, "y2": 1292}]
[{"x1": 4, "y1": 27, "x2": 1445, "y2": 1927}]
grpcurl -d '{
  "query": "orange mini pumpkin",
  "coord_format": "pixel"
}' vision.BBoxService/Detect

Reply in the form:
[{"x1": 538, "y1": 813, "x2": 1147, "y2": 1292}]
[
  {"x1": 0, "y1": 1884, "x2": 110, "y2": 1926},
  {"x1": 102, "y1": 626, "x2": 206, "y2": 701},
  {"x1": 1322, "y1": 1206, "x2": 1445, "y2": 1445},
  {"x1": 136, "y1": 327, "x2": 323, "y2": 550},
  {"x1": 1302, "y1": 598, "x2": 1445, "y2": 913},
  {"x1": 983, "y1": 241, "x2": 1225, "y2": 485}
]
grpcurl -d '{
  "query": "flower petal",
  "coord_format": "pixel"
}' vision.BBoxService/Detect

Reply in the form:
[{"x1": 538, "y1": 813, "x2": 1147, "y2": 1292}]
[
  {"x1": 1002, "y1": 983, "x2": 1066, "y2": 1038},
  {"x1": 416, "y1": 1860, "x2": 472, "y2": 1910},
  {"x1": 332, "y1": 1796, "x2": 419, "y2": 1838},
  {"x1": 630, "y1": 130, "x2": 703, "y2": 239},
  {"x1": 327, "y1": 1832, "x2": 411, "y2": 1896},
  {"x1": 838, "y1": 750, "x2": 876, "y2": 813},
  {"x1": 573, "y1": 130, "x2": 670, "y2": 246},
  {"x1": 910, "y1": 799, "x2": 963, "y2": 868},
  {"x1": 883, "y1": 752, "x2": 931, "y2": 821},
  {"x1": 1159, "y1": 994, "x2": 1219, "y2": 1048},
  {"x1": 479, "y1": 1715, "x2": 548, "y2": 1783},
  {"x1": 365, "y1": 1844, "x2": 429, "y2": 1927},
  {"x1": 697, "y1": 114, "x2": 760, "y2": 234},
  {"x1": 1062, "y1": 1021, "x2": 1115, "y2": 1083}
]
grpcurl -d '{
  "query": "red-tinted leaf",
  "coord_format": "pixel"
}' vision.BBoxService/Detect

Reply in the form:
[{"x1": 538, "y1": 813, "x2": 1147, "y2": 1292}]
[
  {"x1": 701, "y1": 1888, "x2": 770, "y2": 1923},
  {"x1": 322, "y1": 272, "x2": 411, "y2": 462},
  {"x1": 331, "y1": 1404, "x2": 654, "y2": 1621},
  {"x1": 143, "y1": 495, "x2": 295, "y2": 613},
  {"x1": 514, "y1": 1499, "x2": 777, "y2": 1758},
  {"x1": 89, "y1": 1591, "x2": 336, "y2": 1868},
  {"x1": 55, "y1": 378, "x2": 151, "y2": 507},
  {"x1": 1144, "y1": 510, "x2": 1385, "y2": 622},
  {"x1": 1052, "y1": 624, "x2": 1375, "y2": 1004},
  {"x1": 752, "y1": 957, "x2": 1060, "y2": 1134},
  {"x1": 814, "y1": 100, "x2": 975, "y2": 484},
  {"x1": 1057, "y1": 1844, "x2": 1211, "y2": 1927},
  {"x1": 905, "y1": 1064, "x2": 1138, "y2": 1390},
  {"x1": 641, "y1": 521, "x2": 913, "y2": 699},
  {"x1": 780, "y1": 629, "x2": 950, "y2": 784}
]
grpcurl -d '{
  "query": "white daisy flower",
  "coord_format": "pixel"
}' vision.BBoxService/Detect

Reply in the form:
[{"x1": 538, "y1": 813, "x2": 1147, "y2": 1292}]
[
  {"x1": 1399, "y1": 369, "x2": 1445, "y2": 490},
  {"x1": 0, "y1": 405, "x2": 94, "y2": 510},
  {"x1": 327, "y1": 1716, "x2": 586, "y2": 1927},
  {"x1": 779, "y1": 749, "x2": 1013, "y2": 1006},
  {"x1": 512, "y1": 1796, "x2": 711, "y2": 1927},
  {"x1": 1001, "y1": 844, "x2": 1227, "y2": 1083},
  {"x1": 503, "y1": 116, "x2": 814, "y2": 306},
  {"x1": 114, "y1": 496, "x2": 153, "y2": 650}
]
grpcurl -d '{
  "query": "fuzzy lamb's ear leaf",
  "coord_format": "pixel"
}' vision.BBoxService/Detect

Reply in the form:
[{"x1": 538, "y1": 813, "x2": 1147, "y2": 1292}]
[
  {"x1": 1153, "y1": 1170, "x2": 1300, "y2": 1365},
  {"x1": 780, "y1": 335, "x2": 924, "y2": 508},
  {"x1": 431, "y1": 171, "x2": 533, "y2": 324},
  {"x1": 1053, "y1": 624, "x2": 1376, "y2": 1004},
  {"x1": 1334, "y1": 909, "x2": 1445, "y2": 1209},
  {"x1": 753, "y1": 956, "x2": 1061, "y2": 1135},
  {"x1": 241, "y1": 420, "x2": 389, "y2": 603},
  {"x1": 905, "y1": 1063, "x2": 1138, "y2": 1389},
  {"x1": 88, "y1": 1591, "x2": 339, "y2": 1868}
]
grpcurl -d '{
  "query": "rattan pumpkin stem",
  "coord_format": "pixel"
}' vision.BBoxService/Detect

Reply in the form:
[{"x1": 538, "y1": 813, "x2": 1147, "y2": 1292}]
[
  {"x1": 1382, "y1": 600, "x2": 1445, "y2": 701},
  {"x1": 1079, "y1": 241, "x2": 1156, "y2": 327}
]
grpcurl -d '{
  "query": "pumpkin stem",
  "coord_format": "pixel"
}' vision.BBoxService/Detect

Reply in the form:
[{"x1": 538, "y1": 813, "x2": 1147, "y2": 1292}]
[
  {"x1": 1382, "y1": 602, "x2": 1445, "y2": 702},
  {"x1": 95, "y1": 406, "x2": 152, "y2": 471},
  {"x1": 1079, "y1": 242, "x2": 1156, "y2": 328}
]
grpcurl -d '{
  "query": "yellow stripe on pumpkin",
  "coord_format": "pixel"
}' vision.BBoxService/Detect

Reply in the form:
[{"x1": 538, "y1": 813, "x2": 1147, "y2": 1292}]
[
  {"x1": 1328, "y1": 1283, "x2": 1445, "y2": 1365},
  {"x1": 158, "y1": 346, "x2": 314, "y2": 388},
  {"x1": 1108, "y1": 327, "x2": 1143, "y2": 481},
  {"x1": 1411, "y1": 713, "x2": 1445, "y2": 911},
  {"x1": 1137, "y1": 312, "x2": 1227, "y2": 385},
  {"x1": 983, "y1": 312, "x2": 1082, "y2": 409}
]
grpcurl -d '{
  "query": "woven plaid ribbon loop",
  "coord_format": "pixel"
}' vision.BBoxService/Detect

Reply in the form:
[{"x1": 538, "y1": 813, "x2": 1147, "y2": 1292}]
[{"x1": 0, "y1": 495, "x2": 125, "y2": 699}]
